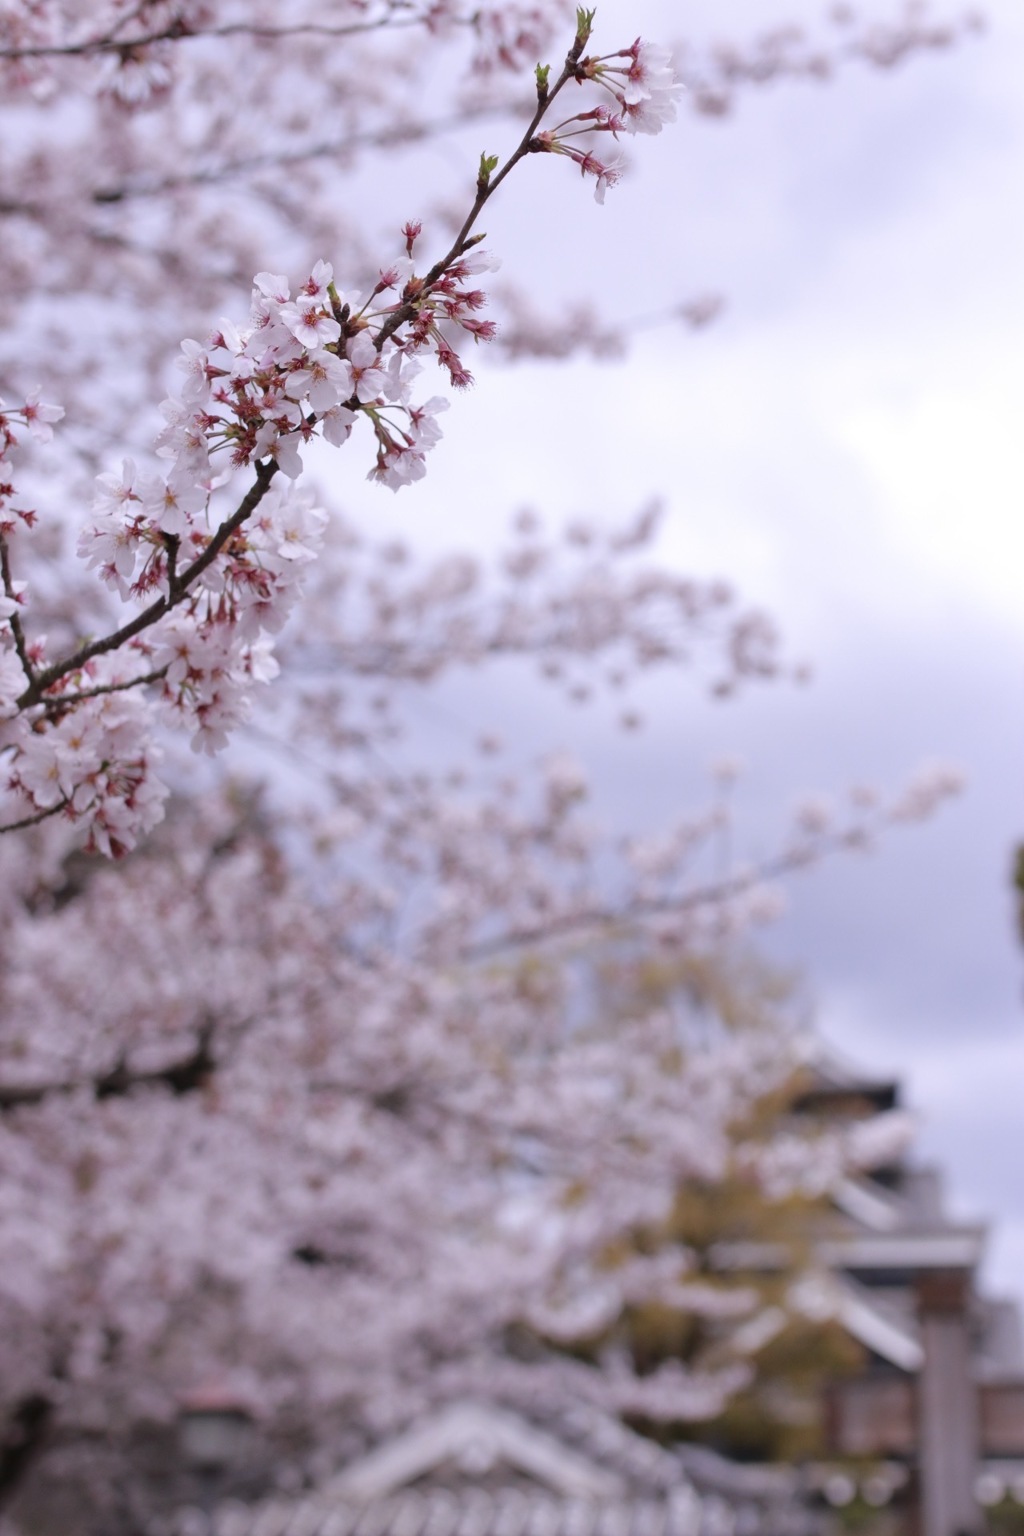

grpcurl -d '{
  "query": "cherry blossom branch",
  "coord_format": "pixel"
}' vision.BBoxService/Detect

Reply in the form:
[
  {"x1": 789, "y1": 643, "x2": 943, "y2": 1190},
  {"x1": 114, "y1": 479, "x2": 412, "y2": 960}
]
[
  {"x1": 22, "y1": 7, "x2": 975, "y2": 213},
  {"x1": 36, "y1": 670, "x2": 170, "y2": 713},
  {"x1": 0, "y1": 796, "x2": 71, "y2": 836},
  {"x1": 373, "y1": 6, "x2": 664, "y2": 348},
  {"x1": 0, "y1": 1020, "x2": 215, "y2": 1111},
  {"x1": 0, "y1": 532, "x2": 33, "y2": 685},
  {"x1": 493, "y1": 292, "x2": 725, "y2": 363},
  {"x1": 0, "y1": 5, "x2": 450, "y2": 61},
  {"x1": 461, "y1": 864, "x2": 793, "y2": 961},
  {"x1": 0, "y1": 12, "x2": 685, "y2": 853},
  {"x1": 15, "y1": 462, "x2": 279, "y2": 710},
  {"x1": 83, "y1": 103, "x2": 515, "y2": 206},
  {"x1": 370, "y1": 77, "x2": 579, "y2": 354},
  {"x1": 458, "y1": 769, "x2": 964, "y2": 962},
  {"x1": 675, "y1": 5, "x2": 983, "y2": 117},
  {"x1": 0, "y1": 1395, "x2": 54, "y2": 1509}
]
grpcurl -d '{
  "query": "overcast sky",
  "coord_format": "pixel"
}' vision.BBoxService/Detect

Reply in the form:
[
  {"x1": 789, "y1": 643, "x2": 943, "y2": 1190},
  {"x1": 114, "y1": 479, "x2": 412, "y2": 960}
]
[{"x1": 309, "y1": 0, "x2": 1024, "y2": 1302}]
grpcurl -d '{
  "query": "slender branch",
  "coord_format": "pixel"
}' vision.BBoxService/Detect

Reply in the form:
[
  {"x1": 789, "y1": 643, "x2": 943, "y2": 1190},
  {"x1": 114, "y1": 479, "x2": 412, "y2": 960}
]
[
  {"x1": 0, "y1": 532, "x2": 34, "y2": 685},
  {"x1": 16, "y1": 461, "x2": 278, "y2": 709},
  {"x1": 38, "y1": 668, "x2": 169, "y2": 711},
  {"x1": 278, "y1": 580, "x2": 765, "y2": 687},
  {"x1": 0, "y1": 1016, "x2": 218, "y2": 1112},
  {"x1": 0, "y1": 798, "x2": 70, "y2": 836},
  {"x1": 457, "y1": 837, "x2": 860, "y2": 963},
  {"x1": 163, "y1": 532, "x2": 180, "y2": 598},
  {"x1": 0, "y1": 1395, "x2": 53, "y2": 1509},
  {"x1": 373, "y1": 49, "x2": 584, "y2": 353},
  {"x1": 5, "y1": 24, "x2": 589, "y2": 734},
  {"x1": 89, "y1": 102, "x2": 518, "y2": 204},
  {"x1": 105, "y1": 1, "x2": 162, "y2": 44},
  {"x1": 0, "y1": 105, "x2": 522, "y2": 222},
  {"x1": 0, "y1": 9, "x2": 448, "y2": 63},
  {"x1": 8, "y1": 41, "x2": 588, "y2": 715}
]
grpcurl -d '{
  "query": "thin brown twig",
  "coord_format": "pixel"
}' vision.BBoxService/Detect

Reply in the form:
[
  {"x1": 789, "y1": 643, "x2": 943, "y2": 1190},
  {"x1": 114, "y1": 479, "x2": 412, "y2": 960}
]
[
  {"x1": 373, "y1": 37, "x2": 587, "y2": 356},
  {"x1": 458, "y1": 834, "x2": 867, "y2": 963},
  {"x1": 87, "y1": 102, "x2": 518, "y2": 204},
  {"x1": 0, "y1": 532, "x2": 35, "y2": 685},
  {"x1": 0, "y1": 9, "x2": 446, "y2": 63},
  {"x1": 37, "y1": 668, "x2": 169, "y2": 711},
  {"x1": 0, "y1": 797, "x2": 70, "y2": 836},
  {"x1": 0, "y1": 1013, "x2": 219, "y2": 1110},
  {"x1": 6, "y1": 27, "x2": 591, "y2": 721},
  {"x1": 16, "y1": 460, "x2": 278, "y2": 710}
]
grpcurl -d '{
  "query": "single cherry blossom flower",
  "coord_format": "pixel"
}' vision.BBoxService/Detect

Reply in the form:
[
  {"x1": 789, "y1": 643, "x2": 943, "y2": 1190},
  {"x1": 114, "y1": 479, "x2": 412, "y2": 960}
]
[
  {"x1": 284, "y1": 350, "x2": 354, "y2": 413},
  {"x1": 138, "y1": 471, "x2": 207, "y2": 537},
  {"x1": 92, "y1": 458, "x2": 140, "y2": 515},
  {"x1": 297, "y1": 258, "x2": 334, "y2": 306},
  {"x1": 280, "y1": 300, "x2": 342, "y2": 350},
  {"x1": 20, "y1": 389, "x2": 64, "y2": 443},
  {"x1": 407, "y1": 396, "x2": 449, "y2": 451},
  {"x1": 347, "y1": 332, "x2": 388, "y2": 402},
  {"x1": 320, "y1": 404, "x2": 357, "y2": 446},
  {"x1": 593, "y1": 155, "x2": 624, "y2": 203},
  {"x1": 252, "y1": 271, "x2": 291, "y2": 307},
  {"x1": 176, "y1": 338, "x2": 216, "y2": 403}
]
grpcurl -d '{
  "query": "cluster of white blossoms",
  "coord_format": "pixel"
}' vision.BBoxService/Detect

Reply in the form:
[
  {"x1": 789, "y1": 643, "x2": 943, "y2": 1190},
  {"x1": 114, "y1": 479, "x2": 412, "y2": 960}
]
[
  {"x1": 0, "y1": 242, "x2": 506, "y2": 848},
  {"x1": 82, "y1": 242, "x2": 493, "y2": 548},
  {"x1": 74, "y1": 247, "x2": 505, "y2": 750},
  {"x1": 0, "y1": 396, "x2": 167, "y2": 854},
  {"x1": 535, "y1": 32, "x2": 684, "y2": 202}
]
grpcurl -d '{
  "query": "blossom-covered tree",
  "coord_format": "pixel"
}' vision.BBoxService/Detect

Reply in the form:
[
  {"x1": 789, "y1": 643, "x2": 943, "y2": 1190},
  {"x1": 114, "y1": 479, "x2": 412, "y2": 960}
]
[
  {"x1": 0, "y1": 3, "x2": 972, "y2": 1532},
  {"x1": 0, "y1": 785, "x2": 935, "y2": 1534}
]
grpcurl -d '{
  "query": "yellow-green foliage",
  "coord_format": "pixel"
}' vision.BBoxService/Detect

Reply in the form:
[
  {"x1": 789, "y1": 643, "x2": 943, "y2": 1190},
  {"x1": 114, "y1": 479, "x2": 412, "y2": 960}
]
[{"x1": 534, "y1": 944, "x2": 874, "y2": 1461}]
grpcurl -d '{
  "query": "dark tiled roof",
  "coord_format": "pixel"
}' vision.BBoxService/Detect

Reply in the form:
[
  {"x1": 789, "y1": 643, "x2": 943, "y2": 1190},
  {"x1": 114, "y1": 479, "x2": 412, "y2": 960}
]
[
  {"x1": 160, "y1": 1486, "x2": 806, "y2": 1536},
  {"x1": 153, "y1": 1404, "x2": 817, "y2": 1536}
]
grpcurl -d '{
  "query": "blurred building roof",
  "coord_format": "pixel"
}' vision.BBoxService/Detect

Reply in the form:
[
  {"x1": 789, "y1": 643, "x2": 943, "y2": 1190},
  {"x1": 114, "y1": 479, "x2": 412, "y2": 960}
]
[{"x1": 155, "y1": 1402, "x2": 819, "y2": 1536}]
